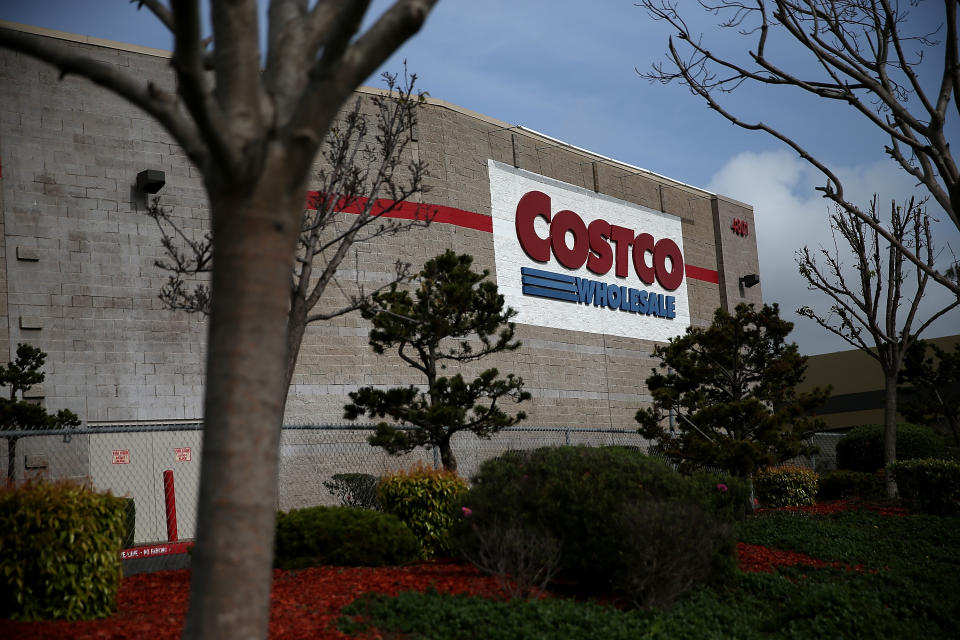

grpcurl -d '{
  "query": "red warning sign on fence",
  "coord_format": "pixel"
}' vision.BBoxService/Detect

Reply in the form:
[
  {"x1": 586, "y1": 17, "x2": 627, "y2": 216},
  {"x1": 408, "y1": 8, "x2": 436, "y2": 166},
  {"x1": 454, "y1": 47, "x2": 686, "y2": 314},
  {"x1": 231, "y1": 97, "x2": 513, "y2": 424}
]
[
  {"x1": 112, "y1": 449, "x2": 130, "y2": 464},
  {"x1": 174, "y1": 447, "x2": 192, "y2": 462}
]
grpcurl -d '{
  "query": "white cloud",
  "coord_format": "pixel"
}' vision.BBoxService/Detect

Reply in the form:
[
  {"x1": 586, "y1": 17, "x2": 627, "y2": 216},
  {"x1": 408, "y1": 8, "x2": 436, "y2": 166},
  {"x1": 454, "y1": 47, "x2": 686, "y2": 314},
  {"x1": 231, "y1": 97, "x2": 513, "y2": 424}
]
[{"x1": 708, "y1": 150, "x2": 960, "y2": 355}]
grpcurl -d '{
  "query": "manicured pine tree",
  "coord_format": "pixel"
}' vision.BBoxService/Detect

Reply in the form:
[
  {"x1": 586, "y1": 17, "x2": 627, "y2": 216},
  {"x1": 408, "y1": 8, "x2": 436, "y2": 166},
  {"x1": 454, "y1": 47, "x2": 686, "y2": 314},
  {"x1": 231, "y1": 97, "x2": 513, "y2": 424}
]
[
  {"x1": 636, "y1": 303, "x2": 829, "y2": 478},
  {"x1": 345, "y1": 251, "x2": 530, "y2": 471},
  {"x1": 1, "y1": 344, "x2": 81, "y2": 482}
]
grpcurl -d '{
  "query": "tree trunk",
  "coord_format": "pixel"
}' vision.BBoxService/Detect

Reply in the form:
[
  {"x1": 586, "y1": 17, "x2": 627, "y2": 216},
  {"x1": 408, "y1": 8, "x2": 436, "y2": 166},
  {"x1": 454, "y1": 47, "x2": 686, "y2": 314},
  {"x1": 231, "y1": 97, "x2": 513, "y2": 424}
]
[
  {"x1": 281, "y1": 299, "x2": 310, "y2": 418},
  {"x1": 883, "y1": 373, "x2": 898, "y2": 499},
  {"x1": 182, "y1": 163, "x2": 304, "y2": 639},
  {"x1": 439, "y1": 437, "x2": 457, "y2": 472},
  {"x1": 6, "y1": 436, "x2": 17, "y2": 483}
]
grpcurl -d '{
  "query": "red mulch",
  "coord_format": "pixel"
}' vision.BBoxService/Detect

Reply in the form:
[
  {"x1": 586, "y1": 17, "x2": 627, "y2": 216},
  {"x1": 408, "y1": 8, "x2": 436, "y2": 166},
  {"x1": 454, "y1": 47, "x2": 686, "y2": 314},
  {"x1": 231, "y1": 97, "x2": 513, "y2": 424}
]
[
  {"x1": 0, "y1": 560, "x2": 508, "y2": 640},
  {"x1": 0, "y1": 500, "x2": 903, "y2": 638},
  {"x1": 754, "y1": 498, "x2": 907, "y2": 517}
]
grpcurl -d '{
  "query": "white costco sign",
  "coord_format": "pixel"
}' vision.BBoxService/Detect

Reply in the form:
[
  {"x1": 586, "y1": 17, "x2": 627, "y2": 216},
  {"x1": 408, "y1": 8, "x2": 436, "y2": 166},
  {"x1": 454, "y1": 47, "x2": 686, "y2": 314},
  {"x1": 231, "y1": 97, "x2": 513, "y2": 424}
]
[{"x1": 488, "y1": 160, "x2": 690, "y2": 341}]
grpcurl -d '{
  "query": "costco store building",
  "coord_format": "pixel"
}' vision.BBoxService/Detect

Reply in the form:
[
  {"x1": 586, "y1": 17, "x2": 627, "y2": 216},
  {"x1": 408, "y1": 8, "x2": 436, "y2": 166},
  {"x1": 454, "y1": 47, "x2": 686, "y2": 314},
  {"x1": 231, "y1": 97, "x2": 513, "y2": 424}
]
[{"x1": 0, "y1": 22, "x2": 762, "y2": 541}]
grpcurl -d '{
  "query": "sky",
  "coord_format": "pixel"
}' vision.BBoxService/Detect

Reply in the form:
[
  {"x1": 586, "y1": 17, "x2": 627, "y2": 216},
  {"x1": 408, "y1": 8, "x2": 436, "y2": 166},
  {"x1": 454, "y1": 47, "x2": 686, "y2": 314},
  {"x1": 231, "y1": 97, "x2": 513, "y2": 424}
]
[{"x1": 2, "y1": 0, "x2": 958, "y2": 355}]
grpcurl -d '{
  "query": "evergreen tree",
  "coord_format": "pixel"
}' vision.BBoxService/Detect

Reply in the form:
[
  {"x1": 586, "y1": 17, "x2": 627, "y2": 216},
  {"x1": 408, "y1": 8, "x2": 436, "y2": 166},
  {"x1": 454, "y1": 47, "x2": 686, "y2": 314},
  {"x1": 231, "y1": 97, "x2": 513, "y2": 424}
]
[
  {"x1": 345, "y1": 251, "x2": 530, "y2": 471},
  {"x1": 899, "y1": 340, "x2": 960, "y2": 448},
  {"x1": 1, "y1": 344, "x2": 80, "y2": 482},
  {"x1": 636, "y1": 303, "x2": 829, "y2": 478}
]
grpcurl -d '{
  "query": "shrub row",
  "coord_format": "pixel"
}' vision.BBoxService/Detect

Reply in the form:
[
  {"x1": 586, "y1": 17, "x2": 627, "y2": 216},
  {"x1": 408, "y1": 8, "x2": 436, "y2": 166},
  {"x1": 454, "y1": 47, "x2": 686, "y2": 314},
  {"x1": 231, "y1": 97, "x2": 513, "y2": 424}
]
[
  {"x1": 0, "y1": 481, "x2": 127, "y2": 621},
  {"x1": 836, "y1": 423, "x2": 943, "y2": 472},
  {"x1": 890, "y1": 458, "x2": 960, "y2": 516}
]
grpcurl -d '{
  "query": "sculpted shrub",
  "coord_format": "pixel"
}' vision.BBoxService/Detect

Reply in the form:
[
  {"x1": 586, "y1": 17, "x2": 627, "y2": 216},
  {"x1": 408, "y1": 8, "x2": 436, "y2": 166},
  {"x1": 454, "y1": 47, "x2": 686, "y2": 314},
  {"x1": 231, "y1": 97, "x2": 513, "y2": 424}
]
[
  {"x1": 817, "y1": 469, "x2": 885, "y2": 500},
  {"x1": 454, "y1": 446, "x2": 737, "y2": 607},
  {"x1": 274, "y1": 505, "x2": 419, "y2": 569},
  {"x1": 0, "y1": 481, "x2": 126, "y2": 621},
  {"x1": 889, "y1": 458, "x2": 960, "y2": 516},
  {"x1": 754, "y1": 465, "x2": 819, "y2": 507},
  {"x1": 378, "y1": 463, "x2": 468, "y2": 557},
  {"x1": 837, "y1": 424, "x2": 943, "y2": 472}
]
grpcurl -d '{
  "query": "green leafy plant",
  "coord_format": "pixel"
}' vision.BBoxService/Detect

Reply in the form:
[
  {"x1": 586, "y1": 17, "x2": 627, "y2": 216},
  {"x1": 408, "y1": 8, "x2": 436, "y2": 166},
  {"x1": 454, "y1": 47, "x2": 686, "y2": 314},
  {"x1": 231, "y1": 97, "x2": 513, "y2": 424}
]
[
  {"x1": 378, "y1": 463, "x2": 468, "y2": 557},
  {"x1": 817, "y1": 469, "x2": 885, "y2": 500},
  {"x1": 323, "y1": 473, "x2": 381, "y2": 510},
  {"x1": 454, "y1": 446, "x2": 737, "y2": 607},
  {"x1": 836, "y1": 423, "x2": 943, "y2": 473},
  {"x1": 636, "y1": 303, "x2": 828, "y2": 478},
  {"x1": 753, "y1": 465, "x2": 819, "y2": 507},
  {"x1": 273, "y1": 505, "x2": 419, "y2": 569},
  {"x1": 339, "y1": 590, "x2": 654, "y2": 640},
  {"x1": 0, "y1": 481, "x2": 127, "y2": 621},
  {"x1": 889, "y1": 458, "x2": 960, "y2": 516},
  {"x1": 344, "y1": 251, "x2": 530, "y2": 471}
]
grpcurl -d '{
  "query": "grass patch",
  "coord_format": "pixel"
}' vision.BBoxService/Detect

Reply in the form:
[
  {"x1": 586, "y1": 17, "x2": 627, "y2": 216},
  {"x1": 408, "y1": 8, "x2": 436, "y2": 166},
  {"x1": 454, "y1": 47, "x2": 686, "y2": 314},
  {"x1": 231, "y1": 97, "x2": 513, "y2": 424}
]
[{"x1": 339, "y1": 509, "x2": 960, "y2": 639}]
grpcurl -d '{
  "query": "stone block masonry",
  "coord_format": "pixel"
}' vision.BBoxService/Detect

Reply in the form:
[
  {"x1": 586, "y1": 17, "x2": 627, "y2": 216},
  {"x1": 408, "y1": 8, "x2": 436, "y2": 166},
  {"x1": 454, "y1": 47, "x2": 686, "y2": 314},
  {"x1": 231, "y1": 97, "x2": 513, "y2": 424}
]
[{"x1": 0, "y1": 22, "x2": 762, "y2": 435}]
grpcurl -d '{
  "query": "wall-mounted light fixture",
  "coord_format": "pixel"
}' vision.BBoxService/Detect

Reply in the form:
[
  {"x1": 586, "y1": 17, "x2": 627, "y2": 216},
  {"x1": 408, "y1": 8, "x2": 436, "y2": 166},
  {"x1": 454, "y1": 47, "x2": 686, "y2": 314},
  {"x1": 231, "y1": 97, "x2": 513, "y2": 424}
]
[
  {"x1": 136, "y1": 169, "x2": 166, "y2": 194},
  {"x1": 739, "y1": 273, "x2": 760, "y2": 288}
]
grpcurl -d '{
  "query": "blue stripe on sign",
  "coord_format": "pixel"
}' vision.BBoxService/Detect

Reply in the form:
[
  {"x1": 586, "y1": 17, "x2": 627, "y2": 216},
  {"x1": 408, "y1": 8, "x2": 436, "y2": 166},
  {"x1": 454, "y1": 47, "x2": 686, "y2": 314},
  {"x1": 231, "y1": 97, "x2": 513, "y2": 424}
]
[
  {"x1": 522, "y1": 275, "x2": 578, "y2": 292},
  {"x1": 520, "y1": 267, "x2": 577, "y2": 285},
  {"x1": 522, "y1": 284, "x2": 580, "y2": 302}
]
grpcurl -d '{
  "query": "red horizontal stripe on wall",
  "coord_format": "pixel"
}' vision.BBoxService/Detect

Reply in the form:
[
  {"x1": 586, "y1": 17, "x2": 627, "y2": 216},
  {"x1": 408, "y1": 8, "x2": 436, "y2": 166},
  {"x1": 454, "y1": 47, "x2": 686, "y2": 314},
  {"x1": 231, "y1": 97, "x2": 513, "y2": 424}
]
[
  {"x1": 685, "y1": 264, "x2": 719, "y2": 284},
  {"x1": 305, "y1": 192, "x2": 719, "y2": 284},
  {"x1": 305, "y1": 192, "x2": 493, "y2": 233}
]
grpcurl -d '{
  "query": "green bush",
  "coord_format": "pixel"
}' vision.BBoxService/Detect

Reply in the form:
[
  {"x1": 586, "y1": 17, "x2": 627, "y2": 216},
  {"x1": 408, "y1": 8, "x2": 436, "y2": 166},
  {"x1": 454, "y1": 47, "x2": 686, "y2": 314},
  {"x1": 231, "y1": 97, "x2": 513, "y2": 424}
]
[
  {"x1": 817, "y1": 469, "x2": 886, "y2": 500},
  {"x1": 454, "y1": 446, "x2": 737, "y2": 608},
  {"x1": 378, "y1": 463, "x2": 468, "y2": 558},
  {"x1": 0, "y1": 481, "x2": 127, "y2": 621},
  {"x1": 323, "y1": 473, "x2": 381, "y2": 510},
  {"x1": 754, "y1": 465, "x2": 819, "y2": 507},
  {"x1": 120, "y1": 497, "x2": 136, "y2": 549},
  {"x1": 889, "y1": 458, "x2": 960, "y2": 516},
  {"x1": 836, "y1": 423, "x2": 943, "y2": 472},
  {"x1": 274, "y1": 505, "x2": 419, "y2": 569}
]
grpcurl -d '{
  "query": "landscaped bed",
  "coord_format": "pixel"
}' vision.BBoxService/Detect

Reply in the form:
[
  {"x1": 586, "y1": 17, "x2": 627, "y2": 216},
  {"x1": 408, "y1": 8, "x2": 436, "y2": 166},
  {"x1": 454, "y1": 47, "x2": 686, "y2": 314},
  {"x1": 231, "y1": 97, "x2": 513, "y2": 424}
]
[{"x1": 2, "y1": 501, "x2": 958, "y2": 639}]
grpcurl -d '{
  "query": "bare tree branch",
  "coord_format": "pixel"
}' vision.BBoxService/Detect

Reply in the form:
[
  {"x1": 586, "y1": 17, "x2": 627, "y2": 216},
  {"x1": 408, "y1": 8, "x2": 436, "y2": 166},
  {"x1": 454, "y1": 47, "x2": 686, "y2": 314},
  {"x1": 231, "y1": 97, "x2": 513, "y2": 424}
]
[
  {"x1": 638, "y1": 0, "x2": 960, "y2": 294},
  {"x1": 796, "y1": 195, "x2": 960, "y2": 495},
  {"x1": 170, "y1": 0, "x2": 239, "y2": 174},
  {"x1": 209, "y1": 0, "x2": 265, "y2": 160},
  {"x1": 285, "y1": 0, "x2": 438, "y2": 176},
  {"x1": 131, "y1": 0, "x2": 175, "y2": 31}
]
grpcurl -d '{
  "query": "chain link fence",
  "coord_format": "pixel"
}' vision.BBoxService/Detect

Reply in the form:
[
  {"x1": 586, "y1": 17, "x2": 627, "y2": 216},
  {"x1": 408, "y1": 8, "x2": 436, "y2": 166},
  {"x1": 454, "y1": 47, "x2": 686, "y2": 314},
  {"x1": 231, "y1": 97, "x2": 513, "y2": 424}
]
[{"x1": 2, "y1": 422, "x2": 843, "y2": 574}]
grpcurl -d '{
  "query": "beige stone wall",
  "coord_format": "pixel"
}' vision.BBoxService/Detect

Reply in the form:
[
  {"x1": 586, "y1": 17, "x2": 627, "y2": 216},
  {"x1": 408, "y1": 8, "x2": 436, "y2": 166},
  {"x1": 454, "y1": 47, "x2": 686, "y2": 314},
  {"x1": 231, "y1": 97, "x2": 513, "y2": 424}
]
[{"x1": 0, "y1": 24, "x2": 761, "y2": 434}]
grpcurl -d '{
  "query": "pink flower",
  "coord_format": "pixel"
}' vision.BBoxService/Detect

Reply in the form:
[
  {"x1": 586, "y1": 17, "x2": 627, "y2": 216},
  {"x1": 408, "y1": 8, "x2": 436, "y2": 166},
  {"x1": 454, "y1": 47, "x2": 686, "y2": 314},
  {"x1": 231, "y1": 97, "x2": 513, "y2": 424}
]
[
  {"x1": 716, "y1": 483, "x2": 728, "y2": 492},
  {"x1": 461, "y1": 506, "x2": 472, "y2": 517}
]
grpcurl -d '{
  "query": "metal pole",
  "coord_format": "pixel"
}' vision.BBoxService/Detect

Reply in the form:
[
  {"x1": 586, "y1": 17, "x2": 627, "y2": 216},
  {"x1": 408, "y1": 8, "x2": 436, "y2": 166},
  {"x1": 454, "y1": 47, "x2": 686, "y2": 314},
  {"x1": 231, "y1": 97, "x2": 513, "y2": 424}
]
[{"x1": 162, "y1": 470, "x2": 178, "y2": 543}]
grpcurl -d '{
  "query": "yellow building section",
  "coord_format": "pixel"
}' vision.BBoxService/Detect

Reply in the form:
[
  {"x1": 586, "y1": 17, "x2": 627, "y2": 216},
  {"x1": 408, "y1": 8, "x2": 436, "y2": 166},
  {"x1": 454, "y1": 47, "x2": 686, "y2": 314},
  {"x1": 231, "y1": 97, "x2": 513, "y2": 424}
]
[{"x1": 798, "y1": 335, "x2": 960, "y2": 431}]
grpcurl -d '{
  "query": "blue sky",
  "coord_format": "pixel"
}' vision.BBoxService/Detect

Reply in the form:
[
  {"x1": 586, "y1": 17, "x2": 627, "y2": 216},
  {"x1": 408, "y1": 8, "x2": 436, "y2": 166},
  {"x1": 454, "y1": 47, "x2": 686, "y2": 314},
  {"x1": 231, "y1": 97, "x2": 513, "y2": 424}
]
[{"x1": 2, "y1": 0, "x2": 958, "y2": 356}]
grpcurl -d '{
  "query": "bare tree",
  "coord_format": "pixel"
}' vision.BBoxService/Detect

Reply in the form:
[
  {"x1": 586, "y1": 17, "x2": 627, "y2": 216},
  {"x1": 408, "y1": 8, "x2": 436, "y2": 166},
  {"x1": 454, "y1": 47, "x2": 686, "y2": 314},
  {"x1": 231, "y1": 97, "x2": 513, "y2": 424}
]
[
  {"x1": 0, "y1": 1, "x2": 439, "y2": 637},
  {"x1": 148, "y1": 69, "x2": 432, "y2": 405},
  {"x1": 797, "y1": 196, "x2": 959, "y2": 496},
  {"x1": 638, "y1": 0, "x2": 960, "y2": 296}
]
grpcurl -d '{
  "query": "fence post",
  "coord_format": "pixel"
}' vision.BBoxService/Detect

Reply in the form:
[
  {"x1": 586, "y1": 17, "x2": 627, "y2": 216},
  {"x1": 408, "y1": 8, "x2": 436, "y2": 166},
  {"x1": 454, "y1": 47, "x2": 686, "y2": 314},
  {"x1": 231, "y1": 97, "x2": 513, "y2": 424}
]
[{"x1": 162, "y1": 469, "x2": 178, "y2": 542}]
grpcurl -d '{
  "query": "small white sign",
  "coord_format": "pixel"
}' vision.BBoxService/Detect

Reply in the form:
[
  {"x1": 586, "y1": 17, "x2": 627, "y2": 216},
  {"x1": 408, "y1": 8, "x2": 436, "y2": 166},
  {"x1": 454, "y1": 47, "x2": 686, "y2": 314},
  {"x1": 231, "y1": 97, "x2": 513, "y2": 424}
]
[
  {"x1": 174, "y1": 447, "x2": 192, "y2": 462},
  {"x1": 112, "y1": 449, "x2": 130, "y2": 465}
]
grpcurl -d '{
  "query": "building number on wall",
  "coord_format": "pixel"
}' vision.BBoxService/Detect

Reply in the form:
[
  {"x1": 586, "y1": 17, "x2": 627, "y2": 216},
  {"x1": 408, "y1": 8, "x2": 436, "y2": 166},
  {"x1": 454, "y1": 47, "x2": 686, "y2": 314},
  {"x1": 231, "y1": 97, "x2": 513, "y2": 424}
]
[
  {"x1": 175, "y1": 447, "x2": 192, "y2": 462},
  {"x1": 112, "y1": 449, "x2": 131, "y2": 465},
  {"x1": 731, "y1": 218, "x2": 749, "y2": 237}
]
